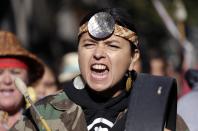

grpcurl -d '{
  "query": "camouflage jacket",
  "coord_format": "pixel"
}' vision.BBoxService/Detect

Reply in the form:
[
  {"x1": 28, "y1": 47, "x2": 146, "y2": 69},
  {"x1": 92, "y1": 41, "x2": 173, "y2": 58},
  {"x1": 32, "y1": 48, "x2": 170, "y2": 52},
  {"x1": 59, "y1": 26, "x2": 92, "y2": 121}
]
[
  {"x1": 9, "y1": 90, "x2": 189, "y2": 131},
  {"x1": 10, "y1": 91, "x2": 88, "y2": 131},
  {"x1": 9, "y1": 87, "x2": 189, "y2": 131}
]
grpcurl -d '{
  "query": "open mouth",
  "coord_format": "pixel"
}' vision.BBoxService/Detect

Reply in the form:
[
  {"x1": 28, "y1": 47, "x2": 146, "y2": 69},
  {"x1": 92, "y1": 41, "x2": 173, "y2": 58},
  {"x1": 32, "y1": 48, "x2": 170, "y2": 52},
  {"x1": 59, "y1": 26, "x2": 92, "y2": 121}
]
[
  {"x1": 90, "y1": 64, "x2": 109, "y2": 80},
  {"x1": 0, "y1": 89, "x2": 14, "y2": 96}
]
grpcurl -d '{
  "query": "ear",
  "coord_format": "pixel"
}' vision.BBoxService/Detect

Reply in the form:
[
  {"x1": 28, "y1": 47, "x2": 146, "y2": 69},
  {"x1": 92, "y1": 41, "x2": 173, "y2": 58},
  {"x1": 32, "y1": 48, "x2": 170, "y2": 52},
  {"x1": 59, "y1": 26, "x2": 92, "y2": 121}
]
[{"x1": 128, "y1": 49, "x2": 140, "y2": 71}]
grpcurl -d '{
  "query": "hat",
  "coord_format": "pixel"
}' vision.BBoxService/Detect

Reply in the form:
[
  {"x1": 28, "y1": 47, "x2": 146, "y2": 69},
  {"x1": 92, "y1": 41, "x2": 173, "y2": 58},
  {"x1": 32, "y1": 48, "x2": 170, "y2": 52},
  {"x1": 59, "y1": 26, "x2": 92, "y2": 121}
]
[
  {"x1": 58, "y1": 52, "x2": 80, "y2": 82},
  {"x1": 0, "y1": 31, "x2": 44, "y2": 84}
]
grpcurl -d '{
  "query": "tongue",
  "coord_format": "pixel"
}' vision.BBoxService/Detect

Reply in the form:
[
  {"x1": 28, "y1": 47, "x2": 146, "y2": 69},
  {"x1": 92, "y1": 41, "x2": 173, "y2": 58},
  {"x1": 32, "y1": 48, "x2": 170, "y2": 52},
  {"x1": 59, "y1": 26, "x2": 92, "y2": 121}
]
[
  {"x1": 91, "y1": 70, "x2": 108, "y2": 80},
  {"x1": 92, "y1": 70, "x2": 108, "y2": 80}
]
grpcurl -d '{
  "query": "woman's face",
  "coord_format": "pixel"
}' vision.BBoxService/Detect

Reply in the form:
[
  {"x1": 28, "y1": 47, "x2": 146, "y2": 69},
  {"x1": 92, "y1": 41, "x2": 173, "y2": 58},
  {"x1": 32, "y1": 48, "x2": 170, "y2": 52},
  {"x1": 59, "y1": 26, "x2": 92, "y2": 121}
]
[
  {"x1": 78, "y1": 33, "x2": 138, "y2": 92},
  {"x1": 0, "y1": 68, "x2": 28, "y2": 112},
  {"x1": 34, "y1": 67, "x2": 58, "y2": 100}
]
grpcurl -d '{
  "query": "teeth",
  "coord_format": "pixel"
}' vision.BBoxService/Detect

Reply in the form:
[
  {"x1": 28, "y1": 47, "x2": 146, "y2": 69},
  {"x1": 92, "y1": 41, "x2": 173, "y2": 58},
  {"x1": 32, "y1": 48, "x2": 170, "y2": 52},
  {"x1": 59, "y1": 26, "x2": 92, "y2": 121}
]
[
  {"x1": 0, "y1": 90, "x2": 13, "y2": 96},
  {"x1": 92, "y1": 64, "x2": 106, "y2": 70}
]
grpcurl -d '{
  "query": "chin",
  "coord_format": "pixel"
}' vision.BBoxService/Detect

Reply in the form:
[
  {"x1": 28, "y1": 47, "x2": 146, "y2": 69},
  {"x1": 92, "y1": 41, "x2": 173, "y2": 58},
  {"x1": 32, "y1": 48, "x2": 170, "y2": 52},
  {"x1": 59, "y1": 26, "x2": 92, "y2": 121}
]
[
  {"x1": 1, "y1": 104, "x2": 15, "y2": 110},
  {"x1": 88, "y1": 82, "x2": 110, "y2": 92}
]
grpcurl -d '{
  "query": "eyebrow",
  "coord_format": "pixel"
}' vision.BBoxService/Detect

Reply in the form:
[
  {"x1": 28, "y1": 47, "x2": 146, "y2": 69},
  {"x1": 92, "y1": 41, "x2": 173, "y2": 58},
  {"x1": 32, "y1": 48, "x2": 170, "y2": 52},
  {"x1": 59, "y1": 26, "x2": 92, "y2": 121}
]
[
  {"x1": 104, "y1": 39, "x2": 120, "y2": 44},
  {"x1": 81, "y1": 38, "x2": 97, "y2": 43},
  {"x1": 82, "y1": 37, "x2": 121, "y2": 44}
]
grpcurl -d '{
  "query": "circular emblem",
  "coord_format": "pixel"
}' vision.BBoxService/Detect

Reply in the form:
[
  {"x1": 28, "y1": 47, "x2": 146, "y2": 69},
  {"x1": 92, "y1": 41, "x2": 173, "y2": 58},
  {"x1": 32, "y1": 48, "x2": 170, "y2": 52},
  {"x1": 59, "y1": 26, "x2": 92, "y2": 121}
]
[
  {"x1": 88, "y1": 12, "x2": 115, "y2": 39},
  {"x1": 73, "y1": 75, "x2": 85, "y2": 90}
]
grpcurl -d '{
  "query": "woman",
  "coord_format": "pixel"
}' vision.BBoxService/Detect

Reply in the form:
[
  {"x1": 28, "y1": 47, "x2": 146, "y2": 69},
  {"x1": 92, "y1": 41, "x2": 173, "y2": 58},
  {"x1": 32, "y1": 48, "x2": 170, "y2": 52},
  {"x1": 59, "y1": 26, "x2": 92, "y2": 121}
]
[
  {"x1": 11, "y1": 8, "x2": 188, "y2": 131},
  {"x1": 33, "y1": 64, "x2": 60, "y2": 100},
  {"x1": 0, "y1": 31, "x2": 44, "y2": 130},
  {"x1": 66, "y1": 8, "x2": 177, "y2": 131}
]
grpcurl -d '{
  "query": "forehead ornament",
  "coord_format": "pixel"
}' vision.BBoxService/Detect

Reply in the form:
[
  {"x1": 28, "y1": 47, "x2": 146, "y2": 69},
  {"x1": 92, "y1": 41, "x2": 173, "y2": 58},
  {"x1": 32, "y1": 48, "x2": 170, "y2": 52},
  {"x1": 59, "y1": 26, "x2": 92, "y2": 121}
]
[
  {"x1": 79, "y1": 12, "x2": 138, "y2": 46},
  {"x1": 88, "y1": 12, "x2": 115, "y2": 39}
]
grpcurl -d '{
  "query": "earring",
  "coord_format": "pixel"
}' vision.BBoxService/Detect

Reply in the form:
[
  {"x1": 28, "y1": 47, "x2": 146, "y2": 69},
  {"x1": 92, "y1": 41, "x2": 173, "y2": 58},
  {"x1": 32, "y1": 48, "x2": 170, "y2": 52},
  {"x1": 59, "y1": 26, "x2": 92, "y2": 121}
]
[
  {"x1": 126, "y1": 71, "x2": 133, "y2": 92},
  {"x1": 73, "y1": 75, "x2": 85, "y2": 90}
]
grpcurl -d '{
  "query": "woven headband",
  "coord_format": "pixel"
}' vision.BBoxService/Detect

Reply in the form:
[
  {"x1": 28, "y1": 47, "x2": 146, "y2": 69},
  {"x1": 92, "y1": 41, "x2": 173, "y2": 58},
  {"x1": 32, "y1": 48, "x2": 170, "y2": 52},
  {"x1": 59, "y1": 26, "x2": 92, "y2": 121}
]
[{"x1": 78, "y1": 12, "x2": 139, "y2": 46}]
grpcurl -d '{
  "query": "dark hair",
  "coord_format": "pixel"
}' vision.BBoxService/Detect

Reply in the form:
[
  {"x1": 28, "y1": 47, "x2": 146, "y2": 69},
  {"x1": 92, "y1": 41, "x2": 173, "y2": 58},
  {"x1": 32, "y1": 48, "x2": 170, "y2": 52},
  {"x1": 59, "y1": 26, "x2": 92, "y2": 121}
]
[
  {"x1": 79, "y1": 8, "x2": 138, "y2": 50},
  {"x1": 80, "y1": 8, "x2": 137, "y2": 32},
  {"x1": 185, "y1": 69, "x2": 198, "y2": 88}
]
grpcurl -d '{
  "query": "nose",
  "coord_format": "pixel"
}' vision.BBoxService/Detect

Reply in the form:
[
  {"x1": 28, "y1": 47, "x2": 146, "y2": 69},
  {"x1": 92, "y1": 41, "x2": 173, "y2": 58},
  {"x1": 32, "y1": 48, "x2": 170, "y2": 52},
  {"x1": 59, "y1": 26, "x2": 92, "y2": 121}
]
[
  {"x1": 2, "y1": 72, "x2": 13, "y2": 85},
  {"x1": 93, "y1": 45, "x2": 106, "y2": 60}
]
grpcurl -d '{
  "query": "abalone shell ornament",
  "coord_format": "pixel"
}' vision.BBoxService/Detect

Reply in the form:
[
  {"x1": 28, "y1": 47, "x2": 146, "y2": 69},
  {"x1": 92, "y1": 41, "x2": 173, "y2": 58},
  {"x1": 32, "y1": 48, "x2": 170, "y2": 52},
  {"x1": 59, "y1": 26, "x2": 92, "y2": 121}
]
[{"x1": 87, "y1": 12, "x2": 115, "y2": 39}]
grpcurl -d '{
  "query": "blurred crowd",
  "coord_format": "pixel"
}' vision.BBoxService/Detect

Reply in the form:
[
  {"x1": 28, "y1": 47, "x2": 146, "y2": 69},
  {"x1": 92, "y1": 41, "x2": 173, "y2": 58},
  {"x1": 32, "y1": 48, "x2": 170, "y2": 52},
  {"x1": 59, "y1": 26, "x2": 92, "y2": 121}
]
[{"x1": 0, "y1": 0, "x2": 198, "y2": 130}]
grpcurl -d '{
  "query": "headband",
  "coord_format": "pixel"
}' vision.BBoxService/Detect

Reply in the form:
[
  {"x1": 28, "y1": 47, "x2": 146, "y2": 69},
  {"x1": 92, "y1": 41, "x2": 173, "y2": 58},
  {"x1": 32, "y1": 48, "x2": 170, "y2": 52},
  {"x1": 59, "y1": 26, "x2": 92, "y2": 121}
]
[
  {"x1": 78, "y1": 12, "x2": 139, "y2": 46},
  {"x1": 0, "y1": 58, "x2": 28, "y2": 69}
]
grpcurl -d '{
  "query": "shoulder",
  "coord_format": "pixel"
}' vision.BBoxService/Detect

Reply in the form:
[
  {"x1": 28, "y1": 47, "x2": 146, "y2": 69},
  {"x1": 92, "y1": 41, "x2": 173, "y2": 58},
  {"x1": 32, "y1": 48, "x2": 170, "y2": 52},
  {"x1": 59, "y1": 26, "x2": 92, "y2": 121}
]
[
  {"x1": 134, "y1": 73, "x2": 177, "y2": 91},
  {"x1": 13, "y1": 90, "x2": 86, "y2": 131},
  {"x1": 178, "y1": 91, "x2": 198, "y2": 109},
  {"x1": 126, "y1": 73, "x2": 177, "y2": 131},
  {"x1": 137, "y1": 73, "x2": 176, "y2": 81},
  {"x1": 32, "y1": 90, "x2": 75, "y2": 115},
  {"x1": 36, "y1": 90, "x2": 69, "y2": 106},
  {"x1": 23, "y1": 90, "x2": 75, "y2": 119}
]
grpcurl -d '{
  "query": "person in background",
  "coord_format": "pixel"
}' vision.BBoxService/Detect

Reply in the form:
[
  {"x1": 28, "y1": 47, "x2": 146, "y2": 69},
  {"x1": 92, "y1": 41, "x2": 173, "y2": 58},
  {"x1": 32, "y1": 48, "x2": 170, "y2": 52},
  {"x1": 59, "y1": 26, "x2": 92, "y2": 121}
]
[
  {"x1": 149, "y1": 50, "x2": 169, "y2": 76},
  {"x1": 177, "y1": 68, "x2": 198, "y2": 131},
  {"x1": 32, "y1": 64, "x2": 60, "y2": 101},
  {"x1": 58, "y1": 52, "x2": 80, "y2": 83},
  {"x1": 11, "y1": 8, "x2": 188, "y2": 131},
  {"x1": 0, "y1": 31, "x2": 44, "y2": 130}
]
